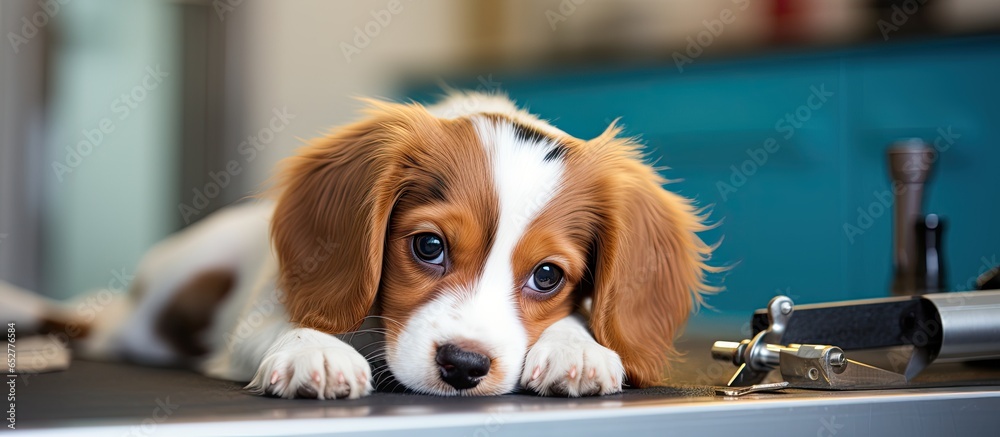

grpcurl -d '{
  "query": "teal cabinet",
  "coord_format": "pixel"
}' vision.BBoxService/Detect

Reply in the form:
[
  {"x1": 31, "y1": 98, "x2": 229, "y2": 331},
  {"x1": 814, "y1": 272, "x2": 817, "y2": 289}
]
[{"x1": 407, "y1": 36, "x2": 1000, "y2": 315}]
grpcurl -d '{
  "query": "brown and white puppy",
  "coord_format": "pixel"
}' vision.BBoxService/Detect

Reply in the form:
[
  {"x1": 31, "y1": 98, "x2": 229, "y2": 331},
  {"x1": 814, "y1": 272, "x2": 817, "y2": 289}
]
[{"x1": 11, "y1": 92, "x2": 714, "y2": 399}]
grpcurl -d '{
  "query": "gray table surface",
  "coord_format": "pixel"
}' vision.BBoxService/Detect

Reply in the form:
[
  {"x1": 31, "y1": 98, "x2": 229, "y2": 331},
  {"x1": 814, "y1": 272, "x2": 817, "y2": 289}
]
[{"x1": 12, "y1": 333, "x2": 1000, "y2": 437}]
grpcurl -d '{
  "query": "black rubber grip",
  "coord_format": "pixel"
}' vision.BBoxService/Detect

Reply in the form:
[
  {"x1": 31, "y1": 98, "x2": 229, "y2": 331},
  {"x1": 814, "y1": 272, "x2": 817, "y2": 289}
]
[{"x1": 750, "y1": 296, "x2": 942, "y2": 358}]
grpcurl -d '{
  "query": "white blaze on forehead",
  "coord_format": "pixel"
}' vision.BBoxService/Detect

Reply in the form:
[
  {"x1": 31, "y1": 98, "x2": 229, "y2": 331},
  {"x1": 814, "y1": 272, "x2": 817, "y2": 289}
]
[
  {"x1": 387, "y1": 115, "x2": 567, "y2": 395},
  {"x1": 473, "y1": 116, "x2": 566, "y2": 292},
  {"x1": 466, "y1": 115, "x2": 565, "y2": 385}
]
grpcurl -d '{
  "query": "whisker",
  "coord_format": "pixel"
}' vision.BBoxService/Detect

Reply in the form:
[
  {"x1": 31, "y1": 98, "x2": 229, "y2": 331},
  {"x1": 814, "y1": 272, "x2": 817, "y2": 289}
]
[{"x1": 363, "y1": 315, "x2": 405, "y2": 328}]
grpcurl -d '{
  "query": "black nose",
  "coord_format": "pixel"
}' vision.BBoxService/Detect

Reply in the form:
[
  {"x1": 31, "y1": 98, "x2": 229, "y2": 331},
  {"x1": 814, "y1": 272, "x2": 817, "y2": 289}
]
[{"x1": 436, "y1": 344, "x2": 491, "y2": 390}]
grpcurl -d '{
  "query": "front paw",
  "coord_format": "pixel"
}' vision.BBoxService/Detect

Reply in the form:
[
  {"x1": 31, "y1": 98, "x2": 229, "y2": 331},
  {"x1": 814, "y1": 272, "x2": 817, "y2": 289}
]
[
  {"x1": 247, "y1": 328, "x2": 372, "y2": 399},
  {"x1": 521, "y1": 333, "x2": 625, "y2": 397}
]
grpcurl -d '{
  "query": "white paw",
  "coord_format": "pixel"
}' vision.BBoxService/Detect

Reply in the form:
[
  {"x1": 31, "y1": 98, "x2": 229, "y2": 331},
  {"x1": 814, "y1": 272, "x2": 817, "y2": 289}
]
[
  {"x1": 520, "y1": 318, "x2": 625, "y2": 397},
  {"x1": 246, "y1": 328, "x2": 372, "y2": 399}
]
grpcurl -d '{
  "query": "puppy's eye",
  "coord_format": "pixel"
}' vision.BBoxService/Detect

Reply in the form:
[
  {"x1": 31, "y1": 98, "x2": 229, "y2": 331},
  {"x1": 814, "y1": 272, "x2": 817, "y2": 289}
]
[
  {"x1": 527, "y1": 263, "x2": 563, "y2": 293},
  {"x1": 412, "y1": 233, "x2": 446, "y2": 265}
]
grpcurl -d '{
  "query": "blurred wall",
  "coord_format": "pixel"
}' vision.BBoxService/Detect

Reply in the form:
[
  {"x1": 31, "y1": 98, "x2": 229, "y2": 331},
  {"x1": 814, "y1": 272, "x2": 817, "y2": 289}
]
[
  {"x1": 0, "y1": 1, "x2": 48, "y2": 292},
  {"x1": 227, "y1": 0, "x2": 471, "y2": 195},
  {"x1": 42, "y1": 0, "x2": 180, "y2": 298}
]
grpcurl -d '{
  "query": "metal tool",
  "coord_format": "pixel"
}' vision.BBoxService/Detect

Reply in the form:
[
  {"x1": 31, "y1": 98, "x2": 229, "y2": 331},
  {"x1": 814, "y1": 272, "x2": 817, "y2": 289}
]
[
  {"x1": 712, "y1": 290, "x2": 1000, "y2": 393},
  {"x1": 710, "y1": 295, "x2": 793, "y2": 386},
  {"x1": 712, "y1": 296, "x2": 907, "y2": 390}
]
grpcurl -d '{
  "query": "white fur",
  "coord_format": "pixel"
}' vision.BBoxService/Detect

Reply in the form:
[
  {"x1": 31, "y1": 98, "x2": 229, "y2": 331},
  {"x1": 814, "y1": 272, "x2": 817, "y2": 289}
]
[
  {"x1": 246, "y1": 328, "x2": 372, "y2": 399},
  {"x1": 521, "y1": 314, "x2": 625, "y2": 396},
  {"x1": 80, "y1": 202, "x2": 275, "y2": 365},
  {"x1": 0, "y1": 281, "x2": 63, "y2": 332},
  {"x1": 389, "y1": 116, "x2": 566, "y2": 395},
  {"x1": 13, "y1": 93, "x2": 617, "y2": 399}
]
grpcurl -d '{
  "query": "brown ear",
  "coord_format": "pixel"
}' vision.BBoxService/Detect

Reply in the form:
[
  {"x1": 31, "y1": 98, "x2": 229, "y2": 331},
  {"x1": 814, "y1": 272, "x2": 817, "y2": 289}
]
[
  {"x1": 270, "y1": 101, "x2": 418, "y2": 334},
  {"x1": 585, "y1": 126, "x2": 717, "y2": 387}
]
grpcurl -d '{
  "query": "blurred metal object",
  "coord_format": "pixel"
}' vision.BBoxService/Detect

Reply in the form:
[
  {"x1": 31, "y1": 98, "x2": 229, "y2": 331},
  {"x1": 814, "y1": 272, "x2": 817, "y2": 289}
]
[
  {"x1": 888, "y1": 140, "x2": 937, "y2": 296},
  {"x1": 916, "y1": 214, "x2": 947, "y2": 293},
  {"x1": 0, "y1": 0, "x2": 48, "y2": 292},
  {"x1": 714, "y1": 291, "x2": 1000, "y2": 390}
]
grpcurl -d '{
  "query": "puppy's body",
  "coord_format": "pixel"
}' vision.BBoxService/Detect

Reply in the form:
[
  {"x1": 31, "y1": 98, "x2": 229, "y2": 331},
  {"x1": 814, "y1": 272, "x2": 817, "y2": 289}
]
[{"x1": 16, "y1": 93, "x2": 714, "y2": 399}]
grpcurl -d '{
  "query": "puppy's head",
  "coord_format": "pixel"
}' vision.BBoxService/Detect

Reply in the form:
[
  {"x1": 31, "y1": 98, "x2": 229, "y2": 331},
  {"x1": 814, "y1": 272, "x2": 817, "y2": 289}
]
[{"x1": 271, "y1": 94, "x2": 713, "y2": 395}]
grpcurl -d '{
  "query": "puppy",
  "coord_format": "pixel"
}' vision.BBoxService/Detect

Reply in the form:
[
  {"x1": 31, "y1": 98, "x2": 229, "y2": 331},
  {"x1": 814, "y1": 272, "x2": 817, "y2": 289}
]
[{"x1": 12, "y1": 92, "x2": 714, "y2": 399}]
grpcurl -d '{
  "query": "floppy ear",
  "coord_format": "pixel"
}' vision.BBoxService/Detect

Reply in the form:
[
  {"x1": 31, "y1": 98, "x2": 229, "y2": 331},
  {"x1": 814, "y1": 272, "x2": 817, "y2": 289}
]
[
  {"x1": 270, "y1": 101, "x2": 416, "y2": 334},
  {"x1": 585, "y1": 127, "x2": 716, "y2": 387}
]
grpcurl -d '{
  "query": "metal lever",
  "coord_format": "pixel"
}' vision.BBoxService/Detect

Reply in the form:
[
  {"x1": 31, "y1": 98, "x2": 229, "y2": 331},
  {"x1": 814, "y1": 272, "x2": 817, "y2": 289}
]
[
  {"x1": 715, "y1": 382, "x2": 789, "y2": 397},
  {"x1": 711, "y1": 295, "x2": 793, "y2": 386}
]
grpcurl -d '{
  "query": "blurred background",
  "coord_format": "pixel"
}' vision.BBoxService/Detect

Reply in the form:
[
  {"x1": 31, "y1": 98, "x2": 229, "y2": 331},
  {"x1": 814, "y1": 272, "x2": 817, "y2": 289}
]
[{"x1": 2, "y1": 0, "x2": 999, "y2": 325}]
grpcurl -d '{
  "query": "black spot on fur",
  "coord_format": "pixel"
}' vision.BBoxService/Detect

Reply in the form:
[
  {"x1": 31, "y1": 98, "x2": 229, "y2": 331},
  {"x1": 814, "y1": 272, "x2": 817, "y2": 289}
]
[
  {"x1": 510, "y1": 122, "x2": 565, "y2": 161},
  {"x1": 543, "y1": 144, "x2": 568, "y2": 161},
  {"x1": 511, "y1": 122, "x2": 550, "y2": 146}
]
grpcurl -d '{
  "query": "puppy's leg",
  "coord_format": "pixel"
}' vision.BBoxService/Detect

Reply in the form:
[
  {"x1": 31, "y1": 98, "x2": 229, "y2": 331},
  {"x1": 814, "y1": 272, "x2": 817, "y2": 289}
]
[
  {"x1": 521, "y1": 314, "x2": 625, "y2": 397},
  {"x1": 246, "y1": 327, "x2": 372, "y2": 400}
]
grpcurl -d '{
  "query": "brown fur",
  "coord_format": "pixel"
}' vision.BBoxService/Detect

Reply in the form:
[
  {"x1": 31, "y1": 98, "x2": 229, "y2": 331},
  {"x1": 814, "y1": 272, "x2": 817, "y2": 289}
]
[
  {"x1": 272, "y1": 100, "x2": 514, "y2": 392},
  {"x1": 271, "y1": 101, "x2": 420, "y2": 334},
  {"x1": 272, "y1": 100, "x2": 714, "y2": 391},
  {"x1": 155, "y1": 269, "x2": 235, "y2": 357},
  {"x1": 568, "y1": 125, "x2": 716, "y2": 387},
  {"x1": 378, "y1": 109, "x2": 499, "y2": 329}
]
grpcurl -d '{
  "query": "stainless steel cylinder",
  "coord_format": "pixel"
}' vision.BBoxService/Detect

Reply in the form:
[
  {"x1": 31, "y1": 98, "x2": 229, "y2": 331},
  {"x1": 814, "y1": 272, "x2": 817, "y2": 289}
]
[{"x1": 922, "y1": 290, "x2": 1000, "y2": 362}]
